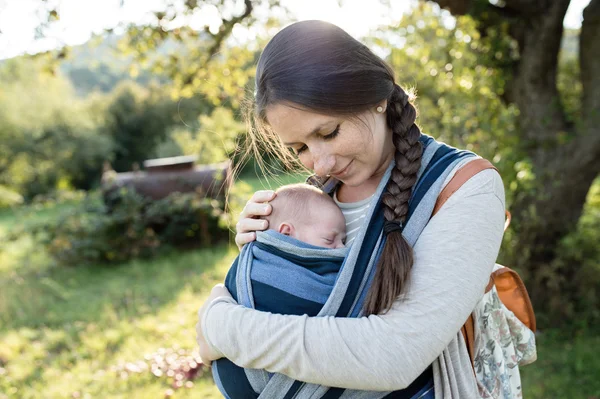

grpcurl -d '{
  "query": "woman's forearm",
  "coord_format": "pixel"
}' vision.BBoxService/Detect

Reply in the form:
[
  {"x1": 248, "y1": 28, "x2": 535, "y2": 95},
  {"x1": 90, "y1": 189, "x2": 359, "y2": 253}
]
[{"x1": 204, "y1": 170, "x2": 505, "y2": 390}]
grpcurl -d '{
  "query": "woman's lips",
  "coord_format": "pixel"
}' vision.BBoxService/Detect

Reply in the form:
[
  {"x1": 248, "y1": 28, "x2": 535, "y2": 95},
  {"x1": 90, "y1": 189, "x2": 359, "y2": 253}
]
[{"x1": 331, "y1": 160, "x2": 353, "y2": 178}]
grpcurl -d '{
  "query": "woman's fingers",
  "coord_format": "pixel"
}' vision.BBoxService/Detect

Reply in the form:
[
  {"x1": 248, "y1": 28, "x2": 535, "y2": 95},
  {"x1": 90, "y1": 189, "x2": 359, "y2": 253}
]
[
  {"x1": 235, "y1": 211, "x2": 269, "y2": 249},
  {"x1": 195, "y1": 320, "x2": 213, "y2": 367},
  {"x1": 240, "y1": 201, "x2": 273, "y2": 220},
  {"x1": 235, "y1": 232, "x2": 257, "y2": 248},
  {"x1": 235, "y1": 190, "x2": 276, "y2": 249},
  {"x1": 239, "y1": 190, "x2": 276, "y2": 219},
  {"x1": 236, "y1": 217, "x2": 269, "y2": 234},
  {"x1": 251, "y1": 190, "x2": 277, "y2": 204}
]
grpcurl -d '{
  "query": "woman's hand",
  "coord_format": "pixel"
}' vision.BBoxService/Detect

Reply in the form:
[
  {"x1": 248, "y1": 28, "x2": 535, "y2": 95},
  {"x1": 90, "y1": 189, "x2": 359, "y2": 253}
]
[
  {"x1": 235, "y1": 190, "x2": 276, "y2": 249},
  {"x1": 196, "y1": 283, "x2": 234, "y2": 366}
]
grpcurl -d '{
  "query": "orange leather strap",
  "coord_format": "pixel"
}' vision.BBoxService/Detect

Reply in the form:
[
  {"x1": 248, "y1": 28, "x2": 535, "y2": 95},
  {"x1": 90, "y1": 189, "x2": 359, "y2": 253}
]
[
  {"x1": 460, "y1": 315, "x2": 476, "y2": 371},
  {"x1": 504, "y1": 210, "x2": 512, "y2": 231},
  {"x1": 432, "y1": 158, "x2": 498, "y2": 217}
]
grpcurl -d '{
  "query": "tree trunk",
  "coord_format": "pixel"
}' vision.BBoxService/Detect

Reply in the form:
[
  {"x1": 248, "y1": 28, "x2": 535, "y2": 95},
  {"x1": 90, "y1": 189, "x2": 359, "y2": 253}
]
[{"x1": 430, "y1": 0, "x2": 600, "y2": 319}]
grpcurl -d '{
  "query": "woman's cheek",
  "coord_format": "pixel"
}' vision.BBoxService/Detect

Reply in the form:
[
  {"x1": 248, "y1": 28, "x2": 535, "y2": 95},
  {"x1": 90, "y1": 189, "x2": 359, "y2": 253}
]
[{"x1": 298, "y1": 153, "x2": 313, "y2": 170}]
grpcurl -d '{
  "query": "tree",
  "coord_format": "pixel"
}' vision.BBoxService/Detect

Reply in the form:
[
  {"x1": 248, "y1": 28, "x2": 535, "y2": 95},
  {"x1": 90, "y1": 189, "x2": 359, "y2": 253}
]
[
  {"x1": 429, "y1": 0, "x2": 600, "y2": 312},
  {"x1": 0, "y1": 57, "x2": 113, "y2": 197},
  {"x1": 102, "y1": 82, "x2": 180, "y2": 172}
]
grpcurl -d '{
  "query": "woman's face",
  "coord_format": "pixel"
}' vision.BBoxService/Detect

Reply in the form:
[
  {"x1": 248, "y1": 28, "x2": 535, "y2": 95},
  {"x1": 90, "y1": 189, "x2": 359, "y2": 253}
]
[{"x1": 265, "y1": 103, "x2": 394, "y2": 187}]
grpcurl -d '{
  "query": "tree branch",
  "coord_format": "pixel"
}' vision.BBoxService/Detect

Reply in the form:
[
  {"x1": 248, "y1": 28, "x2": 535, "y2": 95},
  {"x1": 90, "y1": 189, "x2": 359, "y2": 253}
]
[
  {"x1": 503, "y1": 0, "x2": 545, "y2": 15},
  {"x1": 180, "y1": 0, "x2": 255, "y2": 86},
  {"x1": 430, "y1": 0, "x2": 535, "y2": 17},
  {"x1": 206, "y1": 0, "x2": 254, "y2": 59},
  {"x1": 488, "y1": 3, "x2": 519, "y2": 18},
  {"x1": 428, "y1": 0, "x2": 519, "y2": 50},
  {"x1": 430, "y1": 0, "x2": 472, "y2": 15}
]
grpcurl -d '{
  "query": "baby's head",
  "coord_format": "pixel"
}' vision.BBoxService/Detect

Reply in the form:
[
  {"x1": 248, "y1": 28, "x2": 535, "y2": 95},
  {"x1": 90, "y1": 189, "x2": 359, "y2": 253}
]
[{"x1": 264, "y1": 183, "x2": 346, "y2": 249}]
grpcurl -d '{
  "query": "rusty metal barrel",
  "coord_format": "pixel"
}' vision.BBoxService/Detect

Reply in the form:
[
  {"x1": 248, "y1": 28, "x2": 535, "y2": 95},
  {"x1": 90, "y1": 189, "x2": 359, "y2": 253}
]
[{"x1": 101, "y1": 156, "x2": 232, "y2": 203}]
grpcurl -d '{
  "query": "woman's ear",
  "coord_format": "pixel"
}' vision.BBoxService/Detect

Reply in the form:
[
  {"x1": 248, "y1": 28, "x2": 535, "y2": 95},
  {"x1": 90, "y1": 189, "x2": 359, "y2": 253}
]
[{"x1": 278, "y1": 222, "x2": 295, "y2": 236}]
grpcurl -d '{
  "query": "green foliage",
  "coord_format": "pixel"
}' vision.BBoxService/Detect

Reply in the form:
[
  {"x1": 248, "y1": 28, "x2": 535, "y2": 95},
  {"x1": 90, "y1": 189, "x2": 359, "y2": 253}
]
[
  {"x1": 29, "y1": 189, "x2": 229, "y2": 266},
  {"x1": 102, "y1": 82, "x2": 178, "y2": 172},
  {"x1": 60, "y1": 33, "x2": 169, "y2": 96},
  {"x1": 113, "y1": 1, "x2": 276, "y2": 99},
  {"x1": 0, "y1": 57, "x2": 113, "y2": 198},
  {"x1": 369, "y1": 3, "x2": 523, "y2": 212},
  {"x1": 1, "y1": 5, "x2": 262, "y2": 200},
  {"x1": 170, "y1": 107, "x2": 245, "y2": 164},
  {"x1": 557, "y1": 34, "x2": 582, "y2": 126},
  {"x1": 538, "y1": 178, "x2": 600, "y2": 327},
  {"x1": 374, "y1": 4, "x2": 520, "y2": 166},
  {"x1": 0, "y1": 185, "x2": 23, "y2": 208}
]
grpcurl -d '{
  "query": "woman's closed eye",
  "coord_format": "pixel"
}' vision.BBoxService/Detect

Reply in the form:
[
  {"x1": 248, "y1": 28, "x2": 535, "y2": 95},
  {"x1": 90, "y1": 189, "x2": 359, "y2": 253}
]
[
  {"x1": 322, "y1": 124, "x2": 340, "y2": 141},
  {"x1": 293, "y1": 125, "x2": 341, "y2": 155},
  {"x1": 294, "y1": 144, "x2": 308, "y2": 155}
]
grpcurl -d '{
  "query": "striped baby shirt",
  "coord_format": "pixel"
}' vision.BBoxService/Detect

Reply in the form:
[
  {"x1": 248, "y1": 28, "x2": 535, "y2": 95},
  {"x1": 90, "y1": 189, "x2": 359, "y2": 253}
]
[{"x1": 333, "y1": 191, "x2": 374, "y2": 246}]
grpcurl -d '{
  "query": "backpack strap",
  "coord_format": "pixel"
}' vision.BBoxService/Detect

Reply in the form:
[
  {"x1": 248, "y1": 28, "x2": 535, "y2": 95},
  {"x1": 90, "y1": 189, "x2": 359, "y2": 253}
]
[
  {"x1": 433, "y1": 158, "x2": 511, "y2": 231},
  {"x1": 431, "y1": 158, "x2": 500, "y2": 366},
  {"x1": 432, "y1": 158, "x2": 498, "y2": 215}
]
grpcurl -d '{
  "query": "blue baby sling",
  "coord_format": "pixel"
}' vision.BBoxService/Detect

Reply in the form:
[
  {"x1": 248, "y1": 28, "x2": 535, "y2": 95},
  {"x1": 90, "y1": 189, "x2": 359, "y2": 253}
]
[{"x1": 212, "y1": 135, "x2": 476, "y2": 398}]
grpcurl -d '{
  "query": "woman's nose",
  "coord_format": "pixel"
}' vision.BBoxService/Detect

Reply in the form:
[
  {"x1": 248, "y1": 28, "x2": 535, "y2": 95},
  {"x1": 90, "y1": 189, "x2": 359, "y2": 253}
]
[{"x1": 312, "y1": 153, "x2": 336, "y2": 177}]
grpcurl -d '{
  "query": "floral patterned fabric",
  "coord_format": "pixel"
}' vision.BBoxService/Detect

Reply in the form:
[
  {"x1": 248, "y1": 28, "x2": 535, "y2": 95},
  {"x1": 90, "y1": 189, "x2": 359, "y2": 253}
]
[{"x1": 472, "y1": 264, "x2": 537, "y2": 399}]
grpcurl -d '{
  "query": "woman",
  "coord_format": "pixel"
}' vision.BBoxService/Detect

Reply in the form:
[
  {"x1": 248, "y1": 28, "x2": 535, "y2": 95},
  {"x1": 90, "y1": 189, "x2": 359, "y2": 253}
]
[{"x1": 196, "y1": 20, "x2": 506, "y2": 398}]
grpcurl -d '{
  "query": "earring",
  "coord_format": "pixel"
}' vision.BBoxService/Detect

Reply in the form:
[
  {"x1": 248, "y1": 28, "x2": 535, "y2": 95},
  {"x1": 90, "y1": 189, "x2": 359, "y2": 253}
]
[{"x1": 376, "y1": 106, "x2": 384, "y2": 113}]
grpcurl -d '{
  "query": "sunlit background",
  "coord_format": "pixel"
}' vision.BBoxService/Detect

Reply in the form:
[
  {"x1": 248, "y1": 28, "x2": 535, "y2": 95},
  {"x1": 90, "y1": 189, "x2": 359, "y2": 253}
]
[{"x1": 0, "y1": 0, "x2": 591, "y2": 59}]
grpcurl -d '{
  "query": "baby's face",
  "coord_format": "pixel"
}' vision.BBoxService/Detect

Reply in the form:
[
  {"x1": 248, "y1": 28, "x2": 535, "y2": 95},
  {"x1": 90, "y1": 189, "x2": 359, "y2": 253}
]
[{"x1": 294, "y1": 203, "x2": 346, "y2": 249}]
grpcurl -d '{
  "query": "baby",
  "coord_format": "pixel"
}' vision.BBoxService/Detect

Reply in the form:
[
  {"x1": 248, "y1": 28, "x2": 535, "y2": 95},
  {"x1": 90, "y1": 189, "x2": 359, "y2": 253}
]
[
  {"x1": 263, "y1": 183, "x2": 346, "y2": 249},
  {"x1": 214, "y1": 184, "x2": 348, "y2": 398}
]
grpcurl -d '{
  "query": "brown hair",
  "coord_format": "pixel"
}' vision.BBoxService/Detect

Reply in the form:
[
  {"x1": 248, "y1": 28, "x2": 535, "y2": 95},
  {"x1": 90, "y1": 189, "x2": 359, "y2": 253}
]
[{"x1": 245, "y1": 20, "x2": 423, "y2": 315}]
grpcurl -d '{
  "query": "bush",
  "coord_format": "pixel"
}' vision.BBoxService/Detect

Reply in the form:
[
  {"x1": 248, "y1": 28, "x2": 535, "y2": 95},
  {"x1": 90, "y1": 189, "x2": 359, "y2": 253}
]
[
  {"x1": 0, "y1": 185, "x2": 24, "y2": 208},
  {"x1": 541, "y1": 178, "x2": 600, "y2": 327},
  {"x1": 32, "y1": 188, "x2": 229, "y2": 266}
]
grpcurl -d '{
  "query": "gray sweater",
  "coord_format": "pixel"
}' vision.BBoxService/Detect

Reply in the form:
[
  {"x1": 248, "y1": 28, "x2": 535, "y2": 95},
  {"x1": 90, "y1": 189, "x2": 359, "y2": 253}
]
[{"x1": 202, "y1": 167, "x2": 505, "y2": 398}]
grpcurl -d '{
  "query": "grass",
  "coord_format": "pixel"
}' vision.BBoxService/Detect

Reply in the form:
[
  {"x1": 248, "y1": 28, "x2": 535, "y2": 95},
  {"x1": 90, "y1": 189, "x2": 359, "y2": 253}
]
[
  {"x1": 0, "y1": 201, "x2": 235, "y2": 398},
  {"x1": 1, "y1": 174, "x2": 599, "y2": 398},
  {"x1": 521, "y1": 330, "x2": 600, "y2": 398}
]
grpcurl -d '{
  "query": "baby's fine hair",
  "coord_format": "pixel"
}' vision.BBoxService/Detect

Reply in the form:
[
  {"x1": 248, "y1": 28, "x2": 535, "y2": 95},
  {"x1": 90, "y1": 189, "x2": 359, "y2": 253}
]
[{"x1": 265, "y1": 183, "x2": 336, "y2": 227}]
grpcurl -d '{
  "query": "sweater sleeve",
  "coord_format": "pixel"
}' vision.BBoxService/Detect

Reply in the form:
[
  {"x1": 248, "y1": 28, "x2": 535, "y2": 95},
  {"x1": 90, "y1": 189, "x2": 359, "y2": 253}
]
[{"x1": 203, "y1": 170, "x2": 506, "y2": 391}]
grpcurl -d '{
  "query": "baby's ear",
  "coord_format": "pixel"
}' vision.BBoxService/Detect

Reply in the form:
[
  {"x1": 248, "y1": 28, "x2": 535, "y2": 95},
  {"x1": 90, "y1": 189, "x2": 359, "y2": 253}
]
[{"x1": 278, "y1": 222, "x2": 294, "y2": 236}]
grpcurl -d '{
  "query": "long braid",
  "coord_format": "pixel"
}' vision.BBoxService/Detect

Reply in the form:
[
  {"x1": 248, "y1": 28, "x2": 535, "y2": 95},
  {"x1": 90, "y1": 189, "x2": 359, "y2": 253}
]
[{"x1": 363, "y1": 84, "x2": 423, "y2": 316}]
